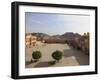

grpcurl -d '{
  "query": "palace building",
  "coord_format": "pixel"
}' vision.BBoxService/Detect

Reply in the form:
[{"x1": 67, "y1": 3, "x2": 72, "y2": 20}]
[{"x1": 25, "y1": 33, "x2": 37, "y2": 47}]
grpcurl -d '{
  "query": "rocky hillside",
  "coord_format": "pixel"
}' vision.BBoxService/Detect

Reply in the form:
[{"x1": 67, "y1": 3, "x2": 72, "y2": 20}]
[
  {"x1": 60, "y1": 32, "x2": 81, "y2": 40},
  {"x1": 31, "y1": 32, "x2": 81, "y2": 40}
]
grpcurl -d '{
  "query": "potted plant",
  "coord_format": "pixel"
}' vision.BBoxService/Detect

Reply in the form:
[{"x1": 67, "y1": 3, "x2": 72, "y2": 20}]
[
  {"x1": 52, "y1": 50, "x2": 63, "y2": 63},
  {"x1": 31, "y1": 51, "x2": 42, "y2": 62}
]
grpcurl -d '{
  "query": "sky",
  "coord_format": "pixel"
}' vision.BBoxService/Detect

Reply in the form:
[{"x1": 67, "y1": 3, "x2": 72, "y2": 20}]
[{"x1": 25, "y1": 12, "x2": 90, "y2": 35}]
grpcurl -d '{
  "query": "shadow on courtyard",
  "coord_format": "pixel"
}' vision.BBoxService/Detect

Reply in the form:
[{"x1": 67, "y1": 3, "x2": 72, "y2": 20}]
[
  {"x1": 63, "y1": 49, "x2": 89, "y2": 65},
  {"x1": 34, "y1": 61, "x2": 55, "y2": 67}
]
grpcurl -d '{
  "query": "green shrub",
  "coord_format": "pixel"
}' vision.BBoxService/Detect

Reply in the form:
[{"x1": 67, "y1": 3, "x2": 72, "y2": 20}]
[
  {"x1": 52, "y1": 50, "x2": 63, "y2": 62},
  {"x1": 32, "y1": 51, "x2": 42, "y2": 62}
]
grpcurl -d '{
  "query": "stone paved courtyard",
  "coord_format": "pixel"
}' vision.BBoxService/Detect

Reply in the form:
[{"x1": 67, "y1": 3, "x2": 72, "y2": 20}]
[{"x1": 25, "y1": 44, "x2": 89, "y2": 68}]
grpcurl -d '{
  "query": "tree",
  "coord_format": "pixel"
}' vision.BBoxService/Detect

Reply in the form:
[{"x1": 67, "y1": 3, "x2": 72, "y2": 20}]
[
  {"x1": 32, "y1": 51, "x2": 42, "y2": 62},
  {"x1": 52, "y1": 50, "x2": 63, "y2": 63}
]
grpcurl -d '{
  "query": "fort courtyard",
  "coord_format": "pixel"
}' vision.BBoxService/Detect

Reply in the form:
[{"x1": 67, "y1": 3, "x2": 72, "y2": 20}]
[{"x1": 25, "y1": 43, "x2": 89, "y2": 68}]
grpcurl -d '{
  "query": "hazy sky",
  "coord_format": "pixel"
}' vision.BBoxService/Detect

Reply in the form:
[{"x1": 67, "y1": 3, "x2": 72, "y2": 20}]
[{"x1": 25, "y1": 12, "x2": 90, "y2": 35}]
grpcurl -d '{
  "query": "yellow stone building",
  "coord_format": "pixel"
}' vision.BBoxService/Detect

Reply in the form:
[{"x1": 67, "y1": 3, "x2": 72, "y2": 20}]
[{"x1": 25, "y1": 33, "x2": 37, "y2": 47}]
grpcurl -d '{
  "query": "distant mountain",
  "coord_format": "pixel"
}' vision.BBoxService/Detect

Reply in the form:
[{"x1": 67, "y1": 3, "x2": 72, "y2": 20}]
[
  {"x1": 31, "y1": 33, "x2": 51, "y2": 40},
  {"x1": 31, "y1": 32, "x2": 81, "y2": 40},
  {"x1": 52, "y1": 35, "x2": 61, "y2": 39},
  {"x1": 60, "y1": 32, "x2": 81, "y2": 40}
]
